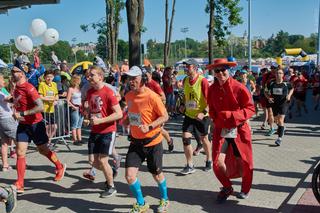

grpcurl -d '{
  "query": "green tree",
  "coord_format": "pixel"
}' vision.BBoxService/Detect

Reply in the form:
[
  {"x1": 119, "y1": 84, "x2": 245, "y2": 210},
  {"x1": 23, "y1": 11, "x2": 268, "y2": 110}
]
[
  {"x1": 205, "y1": 0, "x2": 242, "y2": 63},
  {"x1": 40, "y1": 41, "x2": 73, "y2": 64},
  {"x1": 117, "y1": 39, "x2": 129, "y2": 61}
]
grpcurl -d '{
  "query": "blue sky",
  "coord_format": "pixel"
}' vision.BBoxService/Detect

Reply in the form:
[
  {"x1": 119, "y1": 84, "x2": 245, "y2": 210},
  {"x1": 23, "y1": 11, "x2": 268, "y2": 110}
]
[{"x1": 0, "y1": 0, "x2": 319, "y2": 45}]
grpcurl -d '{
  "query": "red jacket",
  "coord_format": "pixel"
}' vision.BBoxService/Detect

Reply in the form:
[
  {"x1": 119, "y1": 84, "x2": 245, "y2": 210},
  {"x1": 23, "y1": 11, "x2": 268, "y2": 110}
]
[{"x1": 207, "y1": 77, "x2": 255, "y2": 178}]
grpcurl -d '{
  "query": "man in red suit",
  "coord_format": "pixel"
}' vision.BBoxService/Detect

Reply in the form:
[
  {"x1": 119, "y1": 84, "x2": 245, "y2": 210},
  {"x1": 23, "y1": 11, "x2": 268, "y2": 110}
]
[{"x1": 207, "y1": 58, "x2": 255, "y2": 203}]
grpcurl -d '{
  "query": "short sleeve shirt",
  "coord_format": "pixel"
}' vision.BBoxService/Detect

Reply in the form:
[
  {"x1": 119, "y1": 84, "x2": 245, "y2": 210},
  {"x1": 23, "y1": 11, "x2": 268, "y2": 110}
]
[
  {"x1": 268, "y1": 82, "x2": 292, "y2": 105},
  {"x1": 13, "y1": 82, "x2": 43, "y2": 124},
  {"x1": 87, "y1": 85, "x2": 119, "y2": 134},
  {"x1": 125, "y1": 88, "x2": 166, "y2": 146},
  {"x1": 38, "y1": 81, "x2": 58, "y2": 113}
]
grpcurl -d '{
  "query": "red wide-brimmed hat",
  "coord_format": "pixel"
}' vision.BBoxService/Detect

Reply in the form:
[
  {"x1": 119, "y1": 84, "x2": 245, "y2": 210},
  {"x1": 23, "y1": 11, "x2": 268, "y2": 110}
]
[{"x1": 206, "y1": 58, "x2": 237, "y2": 70}]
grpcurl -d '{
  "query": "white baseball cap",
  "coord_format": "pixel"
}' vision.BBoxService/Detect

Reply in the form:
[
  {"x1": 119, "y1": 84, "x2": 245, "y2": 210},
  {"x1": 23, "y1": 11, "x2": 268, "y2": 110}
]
[{"x1": 126, "y1": 66, "x2": 142, "y2": 77}]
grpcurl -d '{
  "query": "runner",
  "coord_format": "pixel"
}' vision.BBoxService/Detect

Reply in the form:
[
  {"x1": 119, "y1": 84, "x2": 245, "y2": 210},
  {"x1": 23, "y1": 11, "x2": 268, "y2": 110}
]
[
  {"x1": 85, "y1": 65, "x2": 122, "y2": 198},
  {"x1": 293, "y1": 72, "x2": 308, "y2": 116},
  {"x1": 262, "y1": 64, "x2": 277, "y2": 136},
  {"x1": 207, "y1": 58, "x2": 255, "y2": 203},
  {"x1": 180, "y1": 59, "x2": 212, "y2": 174},
  {"x1": 11, "y1": 64, "x2": 66, "y2": 194},
  {"x1": 265, "y1": 69, "x2": 294, "y2": 146},
  {"x1": 124, "y1": 66, "x2": 170, "y2": 213}
]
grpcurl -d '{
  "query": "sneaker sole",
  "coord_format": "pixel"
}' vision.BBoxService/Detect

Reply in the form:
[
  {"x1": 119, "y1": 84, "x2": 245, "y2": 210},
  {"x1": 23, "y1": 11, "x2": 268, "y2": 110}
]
[
  {"x1": 180, "y1": 170, "x2": 196, "y2": 175},
  {"x1": 100, "y1": 189, "x2": 117, "y2": 198},
  {"x1": 55, "y1": 164, "x2": 67, "y2": 181}
]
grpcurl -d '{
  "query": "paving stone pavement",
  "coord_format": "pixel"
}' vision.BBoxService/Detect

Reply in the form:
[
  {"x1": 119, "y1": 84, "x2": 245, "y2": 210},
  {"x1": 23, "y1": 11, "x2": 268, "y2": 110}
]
[{"x1": 1, "y1": 93, "x2": 320, "y2": 213}]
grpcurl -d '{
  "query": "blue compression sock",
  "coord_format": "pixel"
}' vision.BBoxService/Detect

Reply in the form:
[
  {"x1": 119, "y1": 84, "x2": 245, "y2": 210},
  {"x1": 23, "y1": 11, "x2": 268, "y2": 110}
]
[
  {"x1": 129, "y1": 179, "x2": 144, "y2": 205},
  {"x1": 158, "y1": 178, "x2": 168, "y2": 200}
]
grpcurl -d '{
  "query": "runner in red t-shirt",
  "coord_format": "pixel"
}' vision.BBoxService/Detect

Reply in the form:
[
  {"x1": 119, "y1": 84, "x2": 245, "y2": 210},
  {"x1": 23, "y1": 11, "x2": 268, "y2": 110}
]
[
  {"x1": 293, "y1": 72, "x2": 308, "y2": 116},
  {"x1": 11, "y1": 65, "x2": 66, "y2": 194},
  {"x1": 145, "y1": 68, "x2": 174, "y2": 152},
  {"x1": 83, "y1": 65, "x2": 122, "y2": 198}
]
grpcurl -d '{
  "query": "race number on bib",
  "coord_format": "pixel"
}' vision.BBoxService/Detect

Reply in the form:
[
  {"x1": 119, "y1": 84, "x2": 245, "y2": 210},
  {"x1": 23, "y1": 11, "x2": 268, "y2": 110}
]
[
  {"x1": 128, "y1": 112, "x2": 142, "y2": 126},
  {"x1": 46, "y1": 90, "x2": 54, "y2": 97},
  {"x1": 221, "y1": 128, "x2": 237, "y2": 138},
  {"x1": 272, "y1": 88, "x2": 283, "y2": 95},
  {"x1": 185, "y1": 100, "x2": 198, "y2": 110}
]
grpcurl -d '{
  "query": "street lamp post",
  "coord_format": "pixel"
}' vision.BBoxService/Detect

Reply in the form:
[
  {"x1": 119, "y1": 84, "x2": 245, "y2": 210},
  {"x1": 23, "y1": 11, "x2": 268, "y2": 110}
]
[
  {"x1": 317, "y1": 0, "x2": 320, "y2": 67},
  {"x1": 181, "y1": 27, "x2": 189, "y2": 59},
  {"x1": 71, "y1": 37, "x2": 77, "y2": 63},
  {"x1": 248, "y1": 0, "x2": 252, "y2": 70}
]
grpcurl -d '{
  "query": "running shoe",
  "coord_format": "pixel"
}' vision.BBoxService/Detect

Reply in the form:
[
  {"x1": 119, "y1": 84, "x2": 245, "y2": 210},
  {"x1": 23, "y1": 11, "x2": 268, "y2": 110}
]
[
  {"x1": 204, "y1": 161, "x2": 212, "y2": 172},
  {"x1": 265, "y1": 128, "x2": 276, "y2": 136},
  {"x1": 54, "y1": 164, "x2": 66, "y2": 181},
  {"x1": 13, "y1": 182, "x2": 24, "y2": 194},
  {"x1": 236, "y1": 192, "x2": 249, "y2": 199},
  {"x1": 168, "y1": 138, "x2": 174, "y2": 152},
  {"x1": 193, "y1": 144, "x2": 203, "y2": 156},
  {"x1": 216, "y1": 187, "x2": 234, "y2": 204},
  {"x1": 83, "y1": 171, "x2": 95, "y2": 181},
  {"x1": 100, "y1": 184, "x2": 117, "y2": 198},
  {"x1": 180, "y1": 165, "x2": 196, "y2": 175},
  {"x1": 275, "y1": 138, "x2": 282, "y2": 146},
  {"x1": 129, "y1": 202, "x2": 150, "y2": 213},
  {"x1": 157, "y1": 199, "x2": 169, "y2": 213},
  {"x1": 5, "y1": 185, "x2": 17, "y2": 213}
]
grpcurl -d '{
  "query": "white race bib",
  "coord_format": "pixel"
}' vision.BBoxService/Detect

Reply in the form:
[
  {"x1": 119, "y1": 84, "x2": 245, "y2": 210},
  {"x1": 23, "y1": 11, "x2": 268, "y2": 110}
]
[
  {"x1": 221, "y1": 128, "x2": 237, "y2": 138},
  {"x1": 46, "y1": 90, "x2": 54, "y2": 97},
  {"x1": 185, "y1": 100, "x2": 198, "y2": 110},
  {"x1": 272, "y1": 88, "x2": 283, "y2": 95},
  {"x1": 128, "y1": 112, "x2": 142, "y2": 126}
]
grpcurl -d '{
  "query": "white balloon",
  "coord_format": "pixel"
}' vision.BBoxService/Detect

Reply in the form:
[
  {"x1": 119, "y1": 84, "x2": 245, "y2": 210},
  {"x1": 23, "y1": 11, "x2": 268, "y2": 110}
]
[
  {"x1": 30, "y1": 19, "x2": 47, "y2": 37},
  {"x1": 42, "y1": 28, "x2": 59, "y2": 46},
  {"x1": 15, "y1": 35, "x2": 33, "y2": 53}
]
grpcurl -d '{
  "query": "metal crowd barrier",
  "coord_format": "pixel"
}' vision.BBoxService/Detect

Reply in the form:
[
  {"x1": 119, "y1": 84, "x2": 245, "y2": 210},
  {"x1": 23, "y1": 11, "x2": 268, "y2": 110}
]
[{"x1": 42, "y1": 98, "x2": 72, "y2": 151}]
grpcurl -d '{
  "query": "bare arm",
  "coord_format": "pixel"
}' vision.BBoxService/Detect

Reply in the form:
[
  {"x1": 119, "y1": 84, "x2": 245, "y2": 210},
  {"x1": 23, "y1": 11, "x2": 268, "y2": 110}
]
[
  {"x1": 25, "y1": 98, "x2": 44, "y2": 115},
  {"x1": 91, "y1": 104, "x2": 123, "y2": 125}
]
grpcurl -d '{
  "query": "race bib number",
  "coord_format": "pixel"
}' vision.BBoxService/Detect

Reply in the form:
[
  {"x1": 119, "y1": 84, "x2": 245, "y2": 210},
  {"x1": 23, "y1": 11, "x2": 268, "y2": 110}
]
[
  {"x1": 221, "y1": 128, "x2": 237, "y2": 138},
  {"x1": 128, "y1": 112, "x2": 142, "y2": 126},
  {"x1": 272, "y1": 88, "x2": 283, "y2": 95},
  {"x1": 185, "y1": 100, "x2": 198, "y2": 110},
  {"x1": 46, "y1": 90, "x2": 54, "y2": 97}
]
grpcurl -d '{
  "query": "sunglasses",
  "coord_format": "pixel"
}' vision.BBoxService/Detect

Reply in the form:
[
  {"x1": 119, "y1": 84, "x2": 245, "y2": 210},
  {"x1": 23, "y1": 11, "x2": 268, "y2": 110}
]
[{"x1": 214, "y1": 68, "x2": 227, "y2": 73}]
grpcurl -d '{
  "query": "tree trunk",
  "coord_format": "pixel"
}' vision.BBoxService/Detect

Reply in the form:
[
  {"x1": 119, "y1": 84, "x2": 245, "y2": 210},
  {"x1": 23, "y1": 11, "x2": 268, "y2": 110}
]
[
  {"x1": 208, "y1": 0, "x2": 214, "y2": 64},
  {"x1": 105, "y1": 0, "x2": 111, "y2": 63},
  {"x1": 163, "y1": 0, "x2": 169, "y2": 66},
  {"x1": 126, "y1": 0, "x2": 144, "y2": 67},
  {"x1": 166, "y1": 0, "x2": 176, "y2": 65}
]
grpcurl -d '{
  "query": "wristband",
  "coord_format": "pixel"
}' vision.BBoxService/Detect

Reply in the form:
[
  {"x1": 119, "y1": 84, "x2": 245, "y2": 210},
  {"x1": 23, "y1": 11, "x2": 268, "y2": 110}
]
[{"x1": 20, "y1": 111, "x2": 25, "y2": 117}]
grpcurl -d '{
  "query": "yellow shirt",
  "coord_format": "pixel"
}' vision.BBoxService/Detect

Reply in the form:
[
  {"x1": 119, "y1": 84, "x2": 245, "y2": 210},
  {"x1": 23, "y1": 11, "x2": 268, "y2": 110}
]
[
  {"x1": 38, "y1": 81, "x2": 58, "y2": 113},
  {"x1": 184, "y1": 75, "x2": 207, "y2": 119}
]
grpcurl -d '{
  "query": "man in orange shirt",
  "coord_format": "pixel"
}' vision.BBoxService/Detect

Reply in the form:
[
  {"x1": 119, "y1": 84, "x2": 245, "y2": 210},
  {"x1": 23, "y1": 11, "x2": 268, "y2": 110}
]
[{"x1": 124, "y1": 66, "x2": 170, "y2": 213}]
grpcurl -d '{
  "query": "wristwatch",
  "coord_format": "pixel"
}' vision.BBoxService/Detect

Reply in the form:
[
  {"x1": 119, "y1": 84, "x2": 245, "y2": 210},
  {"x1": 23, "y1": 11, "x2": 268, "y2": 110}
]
[
  {"x1": 148, "y1": 125, "x2": 153, "y2": 131},
  {"x1": 202, "y1": 109, "x2": 208, "y2": 114},
  {"x1": 20, "y1": 111, "x2": 25, "y2": 117}
]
